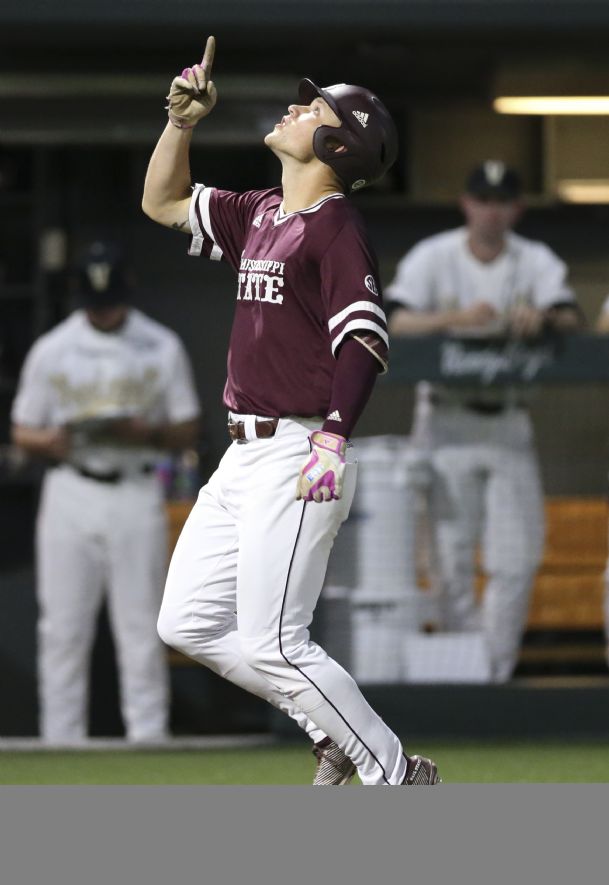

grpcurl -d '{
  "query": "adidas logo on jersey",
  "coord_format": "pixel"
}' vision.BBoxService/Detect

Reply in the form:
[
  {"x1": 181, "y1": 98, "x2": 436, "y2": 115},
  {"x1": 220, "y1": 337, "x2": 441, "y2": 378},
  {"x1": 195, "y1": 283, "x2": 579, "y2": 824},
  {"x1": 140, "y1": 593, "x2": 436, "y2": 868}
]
[
  {"x1": 327, "y1": 410, "x2": 342, "y2": 422},
  {"x1": 252, "y1": 213, "x2": 265, "y2": 228},
  {"x1": 352, "y1": 110, "x2": 369, "y2": 128}
]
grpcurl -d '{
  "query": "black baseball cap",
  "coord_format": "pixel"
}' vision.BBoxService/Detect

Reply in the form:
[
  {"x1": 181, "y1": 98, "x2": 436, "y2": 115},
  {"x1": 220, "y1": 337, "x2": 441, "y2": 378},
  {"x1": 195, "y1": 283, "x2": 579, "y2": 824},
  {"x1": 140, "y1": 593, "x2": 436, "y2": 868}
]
[
  {"x1": 76, "y1": 241, "x2": 130, "y2": 308},
  {"x1": 465, "y1": 161, "x2": 522, "y2": 201}
]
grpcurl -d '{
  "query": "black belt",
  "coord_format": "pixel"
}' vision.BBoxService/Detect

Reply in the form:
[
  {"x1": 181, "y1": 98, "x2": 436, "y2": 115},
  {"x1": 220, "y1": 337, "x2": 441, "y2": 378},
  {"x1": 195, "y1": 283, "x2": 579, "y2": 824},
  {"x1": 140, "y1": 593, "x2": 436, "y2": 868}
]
[
  {"x1": 75, "y1": 464, "x2": 154, "y2": 484},
  {"x1": 430, "y1": 395, "x2": 525, "y2": 415},
  {"x1": 227, "y1": 417, "x2": 279, "y2": 442},
  {"x1": 463, "y1": 401, "x2": 523, "y2": 415}
]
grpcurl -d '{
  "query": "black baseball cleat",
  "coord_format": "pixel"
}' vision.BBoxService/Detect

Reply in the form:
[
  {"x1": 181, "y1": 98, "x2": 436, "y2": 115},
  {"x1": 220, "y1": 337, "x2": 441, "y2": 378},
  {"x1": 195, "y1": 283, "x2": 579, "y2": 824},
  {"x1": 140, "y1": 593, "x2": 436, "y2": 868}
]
[
  {"x1": 402, "y1": 754, "x2": 442, "y2": 785},
  {"x1": 312, "y1": 738, "x2": 357, "y2": 785}
]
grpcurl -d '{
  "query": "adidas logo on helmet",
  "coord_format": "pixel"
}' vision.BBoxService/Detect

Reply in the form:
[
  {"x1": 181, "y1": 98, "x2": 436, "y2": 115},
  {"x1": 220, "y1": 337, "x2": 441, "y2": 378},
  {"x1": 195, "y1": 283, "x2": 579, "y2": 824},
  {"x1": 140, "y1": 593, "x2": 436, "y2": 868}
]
[{"x1": 352, "y1": 110, "x2": 369, "y2": 128}]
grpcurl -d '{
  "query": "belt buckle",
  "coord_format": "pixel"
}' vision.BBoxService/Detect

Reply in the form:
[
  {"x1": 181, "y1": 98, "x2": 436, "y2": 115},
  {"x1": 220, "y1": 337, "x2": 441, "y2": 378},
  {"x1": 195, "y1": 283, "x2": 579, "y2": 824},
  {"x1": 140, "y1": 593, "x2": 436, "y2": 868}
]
[
  {"x1": 227, "y1": 419, "x2": 245, "y2": 443},
  {"x1": 228, "y1": 416, "x2": 278, "y2": 443}
]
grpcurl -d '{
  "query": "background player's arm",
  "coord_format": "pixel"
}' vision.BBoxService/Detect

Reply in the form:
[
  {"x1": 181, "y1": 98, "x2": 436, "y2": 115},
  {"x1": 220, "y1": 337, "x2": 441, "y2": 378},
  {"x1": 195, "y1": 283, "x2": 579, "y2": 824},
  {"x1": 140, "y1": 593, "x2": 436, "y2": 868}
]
[
  {"x1": 11, "y1": 417, "x2": 199, "y2": 459},
  {"x1": 542, "y1": 303, "x2": 583, "y2": 331},
  {"x1": 142, "y1": 36, "x2": 217, "y2": 231},
  {"x1": 388, "y1": 301, "x2": 497, "y2": 335},
  {"x1": 508, "y1": 303, "x2": 582, "y2": 336},
  {"x1": 103, "y1": 416, "x2": 200, "y2": 451},
  {"x1": 11, "y1": 423, "x2": 70, "y2": 461},
  {"x1": 509, "y1": 246, "x2": 582, "y2": 336}
]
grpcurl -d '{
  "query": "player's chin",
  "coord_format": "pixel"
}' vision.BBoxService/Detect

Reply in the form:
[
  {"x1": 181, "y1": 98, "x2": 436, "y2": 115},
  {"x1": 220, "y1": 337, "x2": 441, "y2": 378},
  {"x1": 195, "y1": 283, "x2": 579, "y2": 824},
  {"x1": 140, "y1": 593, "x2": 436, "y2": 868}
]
[{"x1": 264, "y1": 128, "x2": 280, "y2": 147}]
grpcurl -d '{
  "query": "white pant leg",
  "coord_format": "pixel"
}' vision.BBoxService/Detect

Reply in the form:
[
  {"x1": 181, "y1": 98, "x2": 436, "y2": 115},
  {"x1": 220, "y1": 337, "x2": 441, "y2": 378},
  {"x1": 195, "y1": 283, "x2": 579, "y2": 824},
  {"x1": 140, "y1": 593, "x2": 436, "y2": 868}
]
[
  {"x1": 158, "y1": 462, "x2": 326, "y2": 744},
  {"x1": 36, "y1": 469, "x2": 106, "y2": 742},
  {"x1": 482, "y1": 444, "x2": 545, "y2": 682},
  {"x1": 428, "y1": 445, "x2": 485, "y2": 630},
  {"x1": 105, "y1": 477, "x2": 170, "y2": 741},
  {"x1": 233, "y1": 419, "x2": 407, "y2": 785}
]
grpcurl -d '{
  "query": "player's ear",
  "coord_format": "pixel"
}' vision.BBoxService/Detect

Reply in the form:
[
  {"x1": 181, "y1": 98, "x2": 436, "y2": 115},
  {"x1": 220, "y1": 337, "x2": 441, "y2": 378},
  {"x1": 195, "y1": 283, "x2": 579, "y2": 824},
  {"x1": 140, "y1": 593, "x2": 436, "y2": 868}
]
[{"x1": 324, "y1": 135, "x2": 347, "y2": 154}]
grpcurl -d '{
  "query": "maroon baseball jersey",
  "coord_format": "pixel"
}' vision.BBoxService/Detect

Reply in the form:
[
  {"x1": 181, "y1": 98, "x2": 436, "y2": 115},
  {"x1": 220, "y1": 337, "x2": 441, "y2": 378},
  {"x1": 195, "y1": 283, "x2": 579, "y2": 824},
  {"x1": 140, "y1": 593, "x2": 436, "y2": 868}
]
[{"x1": 188, "y1": 185, "x2": 388, "y2": 417}]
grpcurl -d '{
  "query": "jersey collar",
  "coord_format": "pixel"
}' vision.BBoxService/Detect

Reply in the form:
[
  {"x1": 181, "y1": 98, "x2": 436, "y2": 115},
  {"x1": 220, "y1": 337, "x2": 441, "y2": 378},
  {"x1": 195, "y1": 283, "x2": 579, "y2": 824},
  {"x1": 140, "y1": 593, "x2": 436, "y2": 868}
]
[{"x1": 274, "y1": 192, "x2": 345, "y2": 226}]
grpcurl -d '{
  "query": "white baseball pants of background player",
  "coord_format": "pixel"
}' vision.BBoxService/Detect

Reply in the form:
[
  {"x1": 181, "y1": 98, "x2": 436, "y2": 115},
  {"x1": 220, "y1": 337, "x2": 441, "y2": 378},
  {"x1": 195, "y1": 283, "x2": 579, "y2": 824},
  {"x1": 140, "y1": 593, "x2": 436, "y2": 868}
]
[
  {"x1": 36, "y1": 465, "x2": 170, "y2": 743},
  {"x1": 158, "y1": 416, "x2": 408, "y2": 785},
  {"x1": 422, "y1": 405, "x2": 545, "y2": 683}
]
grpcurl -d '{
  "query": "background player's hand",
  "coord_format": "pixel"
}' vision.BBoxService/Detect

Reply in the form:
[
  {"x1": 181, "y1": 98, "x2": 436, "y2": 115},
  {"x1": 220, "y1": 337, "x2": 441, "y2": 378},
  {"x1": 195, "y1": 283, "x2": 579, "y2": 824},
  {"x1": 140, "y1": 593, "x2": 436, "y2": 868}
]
[
  {"x1": 104, "y1": 417, "x2": 161, "y2": 446},
  {"x1": 451, "y1": 301, "x2": 498, "y2": 329},
  {"x1": 507, "y1": 304, "x2": 544, "y2": 337},
  {"x1": 296, "y1": 431, "x2": 347, "y2": 503},
  {"x1": 44, "y1": 426, "x2": 71, "y2": 460},
  {"x1": 166, "y1": 36, "x2": 217, "y2": 129}
]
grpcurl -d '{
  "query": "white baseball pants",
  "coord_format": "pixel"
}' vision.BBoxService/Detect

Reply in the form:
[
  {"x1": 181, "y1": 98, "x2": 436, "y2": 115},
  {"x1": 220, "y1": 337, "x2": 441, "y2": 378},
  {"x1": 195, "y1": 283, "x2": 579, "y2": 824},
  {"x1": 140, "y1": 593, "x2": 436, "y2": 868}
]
[
  {"x1": 158, "y1": 416, "x2": 408, "y2": 785},
  {"x1": 422, "y1": 405, "x2": 545, "y2": 682},
  {"x1": 36, "y1": 465, "x2": 170, "y2": 743}
]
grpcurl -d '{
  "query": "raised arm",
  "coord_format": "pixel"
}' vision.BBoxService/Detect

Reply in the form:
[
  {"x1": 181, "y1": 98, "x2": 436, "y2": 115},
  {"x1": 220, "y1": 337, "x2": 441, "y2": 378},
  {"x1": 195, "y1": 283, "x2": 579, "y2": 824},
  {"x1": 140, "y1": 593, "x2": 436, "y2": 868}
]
[{"x1": 142, "y1": 36, "x2": 217, "y2": 230}]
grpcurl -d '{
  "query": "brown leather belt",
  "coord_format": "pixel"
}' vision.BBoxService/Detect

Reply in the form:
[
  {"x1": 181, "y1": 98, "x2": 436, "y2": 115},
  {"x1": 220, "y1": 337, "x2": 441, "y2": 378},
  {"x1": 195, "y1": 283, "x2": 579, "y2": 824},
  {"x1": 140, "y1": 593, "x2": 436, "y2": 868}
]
[{"x1": 227, "y1": 417, "x2": 279, "y2": 442}]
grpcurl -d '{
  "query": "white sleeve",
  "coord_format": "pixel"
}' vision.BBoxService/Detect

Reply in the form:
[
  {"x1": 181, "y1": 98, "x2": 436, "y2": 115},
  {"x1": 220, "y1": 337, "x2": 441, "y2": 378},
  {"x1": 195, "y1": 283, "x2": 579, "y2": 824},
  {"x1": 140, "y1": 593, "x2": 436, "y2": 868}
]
[
  {"x1": 188, "y1": 184, "x2": 223, "y2": 261},
  {"x1": 10, "y1": 339, "x2": 54, "y2": 427},
  {"x1": 384, "y1": 240, "x2": 436, "y2": 311},
  {"x1": 530, "y1": 244, "x2": 575, "y2": 310},
  {"x1": 163, "y1": 339, "x2": 201, "y2": 424},
  {"x1": 600, "y1": 294, "x2": 609, "y2": 315}
]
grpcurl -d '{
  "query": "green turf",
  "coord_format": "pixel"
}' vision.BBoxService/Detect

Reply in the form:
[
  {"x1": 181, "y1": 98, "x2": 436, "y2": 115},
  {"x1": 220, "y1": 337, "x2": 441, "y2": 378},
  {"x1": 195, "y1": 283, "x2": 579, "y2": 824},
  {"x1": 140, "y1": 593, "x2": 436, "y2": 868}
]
[{"x1": 1, "y1": 740, "x2": 609, "y2": 784}]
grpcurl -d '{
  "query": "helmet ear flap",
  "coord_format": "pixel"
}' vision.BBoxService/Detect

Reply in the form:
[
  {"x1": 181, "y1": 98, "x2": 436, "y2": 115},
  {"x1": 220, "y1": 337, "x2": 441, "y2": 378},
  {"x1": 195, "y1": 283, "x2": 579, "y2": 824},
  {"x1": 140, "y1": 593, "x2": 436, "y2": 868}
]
[
  {"x1": 312, "y1": 124, "x2": 362, "y2": 192},
  {"x1": 312, "y1": 124, "x2": 340, "y2": 163}
]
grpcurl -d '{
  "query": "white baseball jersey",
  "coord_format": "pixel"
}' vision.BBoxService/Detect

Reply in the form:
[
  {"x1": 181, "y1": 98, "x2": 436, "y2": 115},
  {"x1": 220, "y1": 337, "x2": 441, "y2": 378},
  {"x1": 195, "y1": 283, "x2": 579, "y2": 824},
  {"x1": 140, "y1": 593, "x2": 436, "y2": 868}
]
[{"x1": 11, "y1": 308, "x2": 200, "y2": 473}]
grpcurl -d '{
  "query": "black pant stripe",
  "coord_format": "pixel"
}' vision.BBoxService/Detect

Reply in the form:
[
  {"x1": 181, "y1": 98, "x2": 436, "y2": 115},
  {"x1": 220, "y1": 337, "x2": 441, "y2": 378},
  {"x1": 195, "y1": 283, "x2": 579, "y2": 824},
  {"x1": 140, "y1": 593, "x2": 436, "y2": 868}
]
[{"x1": 277, "y1": 499, "x2": 391, "y2": 785}]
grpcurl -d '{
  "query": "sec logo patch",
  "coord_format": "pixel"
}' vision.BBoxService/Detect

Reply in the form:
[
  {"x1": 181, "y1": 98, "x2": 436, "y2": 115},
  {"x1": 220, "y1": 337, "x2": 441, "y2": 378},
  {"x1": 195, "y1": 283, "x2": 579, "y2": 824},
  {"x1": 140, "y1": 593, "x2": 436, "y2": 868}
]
[{"x1": 364, "y1": 275, "x2": 379, "y2": 297}]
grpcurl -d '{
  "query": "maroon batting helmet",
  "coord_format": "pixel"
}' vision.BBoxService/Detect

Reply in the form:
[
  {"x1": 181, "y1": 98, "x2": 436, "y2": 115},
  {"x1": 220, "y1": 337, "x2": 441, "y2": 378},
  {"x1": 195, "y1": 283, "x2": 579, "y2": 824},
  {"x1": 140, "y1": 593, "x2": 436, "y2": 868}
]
[{"x1": 298, "y1": 79, "x2": 398, "y2": 193}]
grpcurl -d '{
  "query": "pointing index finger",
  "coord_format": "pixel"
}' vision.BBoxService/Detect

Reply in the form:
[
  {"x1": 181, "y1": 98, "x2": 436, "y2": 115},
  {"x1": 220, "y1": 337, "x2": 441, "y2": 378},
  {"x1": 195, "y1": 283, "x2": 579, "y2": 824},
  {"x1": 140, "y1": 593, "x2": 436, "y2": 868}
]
[{"x1": 201, "y1": 36, "x2": 216, "y2": 76}]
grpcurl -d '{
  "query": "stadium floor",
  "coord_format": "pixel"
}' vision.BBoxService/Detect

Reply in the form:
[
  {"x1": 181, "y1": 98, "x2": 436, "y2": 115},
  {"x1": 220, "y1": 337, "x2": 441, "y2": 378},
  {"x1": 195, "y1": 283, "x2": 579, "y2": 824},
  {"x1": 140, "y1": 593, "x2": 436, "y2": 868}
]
[{"x1": 1, "y1": 737, "x2": 609, "y2": 784}]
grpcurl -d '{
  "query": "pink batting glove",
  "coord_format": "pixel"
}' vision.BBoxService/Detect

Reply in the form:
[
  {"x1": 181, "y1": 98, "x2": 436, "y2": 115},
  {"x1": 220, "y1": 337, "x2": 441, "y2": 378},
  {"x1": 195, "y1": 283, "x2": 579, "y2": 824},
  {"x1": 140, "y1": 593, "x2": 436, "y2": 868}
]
[{"x1": 296, "y1": 431, "x2": 347, "y2": 503}]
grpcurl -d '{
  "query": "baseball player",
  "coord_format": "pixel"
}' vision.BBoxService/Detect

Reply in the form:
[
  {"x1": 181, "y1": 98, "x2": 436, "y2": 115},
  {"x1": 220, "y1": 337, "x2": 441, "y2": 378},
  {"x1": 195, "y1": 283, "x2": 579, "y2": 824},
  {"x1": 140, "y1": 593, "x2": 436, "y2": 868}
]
[
  {"x1": 386, "y1": 161, "x2": 581, "y2": 683},
  {"x1": 11, "y1": 241, "x2": 201, "y2": 744},
  {"x1": 143, "y1": 36, "x2": 440, "y2": 785}
]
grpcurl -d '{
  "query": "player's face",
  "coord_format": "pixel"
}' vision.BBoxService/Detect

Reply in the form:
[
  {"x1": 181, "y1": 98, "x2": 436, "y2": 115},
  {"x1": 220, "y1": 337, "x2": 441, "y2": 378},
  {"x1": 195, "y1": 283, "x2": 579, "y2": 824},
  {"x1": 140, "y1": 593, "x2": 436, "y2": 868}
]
[
  {"x1": 85, "y1": 305, "x2": 129, "y2": 332},
  {"x1": 461, "y1": 194, "x2": 523, "y2": 240},
  {"x1": 264, "y1": 97, "x2": 342, "y2": 160}
]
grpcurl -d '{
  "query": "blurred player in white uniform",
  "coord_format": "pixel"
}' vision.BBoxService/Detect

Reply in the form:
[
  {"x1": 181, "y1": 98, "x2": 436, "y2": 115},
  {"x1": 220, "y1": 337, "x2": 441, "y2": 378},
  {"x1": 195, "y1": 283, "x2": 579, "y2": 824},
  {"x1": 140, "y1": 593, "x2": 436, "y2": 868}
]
[
  {"x1": 11, "y1": 242, "x2": 201, "y2": 743},
  {"x1": 142, "y1": 37, "x2": 440, "y2": 785},
  {"x1": 386, "y1": 162, "x2": 581, "y2": 682}
]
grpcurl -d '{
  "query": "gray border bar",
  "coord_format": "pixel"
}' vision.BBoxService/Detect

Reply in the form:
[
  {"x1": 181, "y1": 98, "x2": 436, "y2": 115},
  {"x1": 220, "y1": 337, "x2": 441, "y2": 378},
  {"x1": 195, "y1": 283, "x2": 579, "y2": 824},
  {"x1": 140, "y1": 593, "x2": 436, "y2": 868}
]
[{"x1": 1, "y1": 786, "x2": 607, "y2": 885}]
